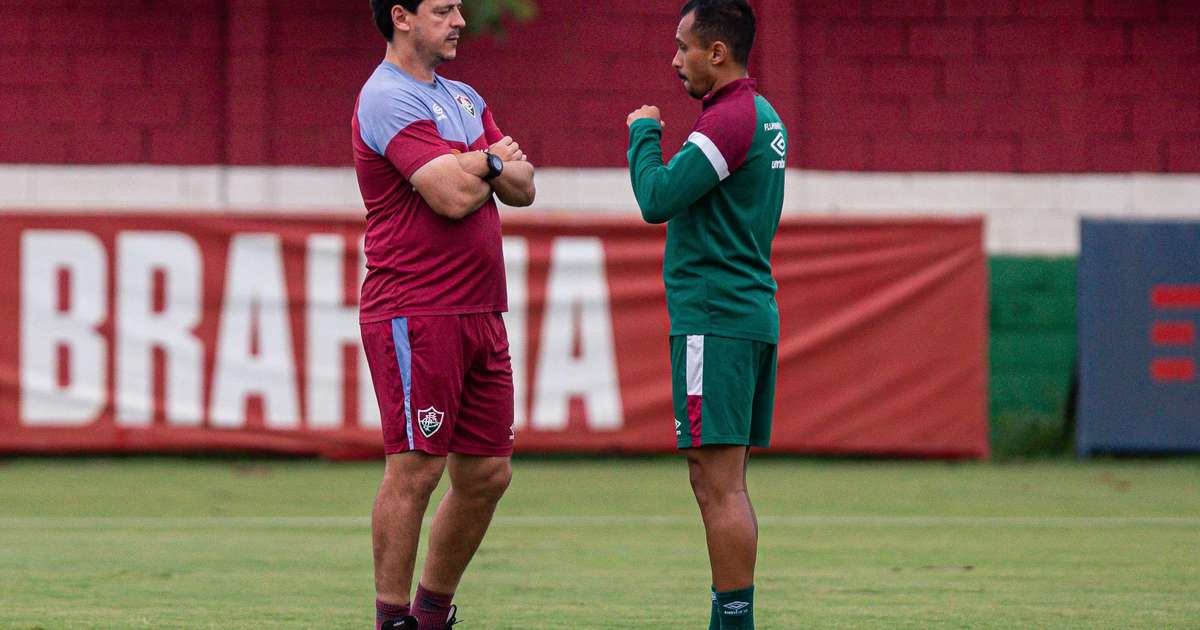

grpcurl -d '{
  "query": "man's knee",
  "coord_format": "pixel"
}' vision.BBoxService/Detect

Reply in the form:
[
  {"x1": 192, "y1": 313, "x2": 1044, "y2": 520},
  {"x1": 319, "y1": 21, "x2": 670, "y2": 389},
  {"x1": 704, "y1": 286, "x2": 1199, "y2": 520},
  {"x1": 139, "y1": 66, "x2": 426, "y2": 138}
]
[
  {"x1": 480, "y1": 463, "x2": 513, "y2": 501},
  {"x1": 383, "y1": 453, "x2": 445, "y2": 501},
  {"x1": 687, "y1": 450, "x2": 745, "y2": 511},
  {"x1": 687, "y1": 457, "x2": 713, "y2": 507},
  {"x1": 453, "y1": 459, "x2": 512, "y2": 503}
]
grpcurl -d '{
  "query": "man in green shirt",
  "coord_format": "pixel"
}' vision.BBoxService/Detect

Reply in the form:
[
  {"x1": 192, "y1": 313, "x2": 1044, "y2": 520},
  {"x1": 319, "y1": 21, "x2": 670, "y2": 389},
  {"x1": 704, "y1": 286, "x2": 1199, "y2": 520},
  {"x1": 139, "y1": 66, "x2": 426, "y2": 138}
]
[{"x1": 625, "y1": 1, "x2": 785, "y2": 628}]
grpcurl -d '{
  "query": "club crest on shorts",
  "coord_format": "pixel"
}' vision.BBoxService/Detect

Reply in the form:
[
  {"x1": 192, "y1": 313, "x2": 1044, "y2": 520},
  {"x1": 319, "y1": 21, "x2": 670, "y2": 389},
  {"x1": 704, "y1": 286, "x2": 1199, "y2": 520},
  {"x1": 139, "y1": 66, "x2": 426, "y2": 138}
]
[
  {"x1": 417, "y1": 406, "x2": 444, "y2": 438},
  {"x1": 454, "y1": 94, "x2": 476, "y2": 117}
]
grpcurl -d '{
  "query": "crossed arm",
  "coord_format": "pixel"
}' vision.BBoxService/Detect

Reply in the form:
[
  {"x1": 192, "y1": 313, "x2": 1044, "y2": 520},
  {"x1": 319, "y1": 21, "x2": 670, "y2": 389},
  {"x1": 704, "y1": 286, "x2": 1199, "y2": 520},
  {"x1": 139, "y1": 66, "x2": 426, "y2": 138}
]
[{"x1": 409, "y1": 136, "x2": 536, "y2": 221}]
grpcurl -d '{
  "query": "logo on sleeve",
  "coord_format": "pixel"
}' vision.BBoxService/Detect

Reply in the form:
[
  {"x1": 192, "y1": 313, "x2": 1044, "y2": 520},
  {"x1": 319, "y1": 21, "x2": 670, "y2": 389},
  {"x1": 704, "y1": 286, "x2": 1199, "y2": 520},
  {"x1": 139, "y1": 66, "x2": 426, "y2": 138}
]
[
  {"x1": 418, "y1": 407, "x2": 445, "y2": 438},
  {"x1": 769, "y1": 131, "x2": 787, "y2": 169},
  {"x1": 454, "y1": 94, "x2": 476, "y2": 118},
  {"x1": 770, "y1": 132, "x2": 786, "y2": 157},
  {"x1": 430, "y1": 103, "x2": 448, "y2": 122}
]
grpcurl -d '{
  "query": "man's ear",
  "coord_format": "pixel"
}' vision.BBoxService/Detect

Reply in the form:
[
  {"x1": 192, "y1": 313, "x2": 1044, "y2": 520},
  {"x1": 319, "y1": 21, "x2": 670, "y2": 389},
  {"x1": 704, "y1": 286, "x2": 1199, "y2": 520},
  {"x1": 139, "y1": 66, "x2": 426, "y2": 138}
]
[
  {"x1": 710, "y1": 40, "x2": 729, "y2": 66},
  {"x1": 392, "y1": 4, "x2": 412, "y2": 34}
]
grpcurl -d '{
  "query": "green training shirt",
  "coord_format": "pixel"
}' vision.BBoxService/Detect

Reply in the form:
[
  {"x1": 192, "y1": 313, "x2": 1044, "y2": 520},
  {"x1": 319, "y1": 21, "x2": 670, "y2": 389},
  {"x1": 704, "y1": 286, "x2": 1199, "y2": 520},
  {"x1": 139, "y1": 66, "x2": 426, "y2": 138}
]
[{"x1": 627, "y1": 78, "x2": 787, "y2": 344}]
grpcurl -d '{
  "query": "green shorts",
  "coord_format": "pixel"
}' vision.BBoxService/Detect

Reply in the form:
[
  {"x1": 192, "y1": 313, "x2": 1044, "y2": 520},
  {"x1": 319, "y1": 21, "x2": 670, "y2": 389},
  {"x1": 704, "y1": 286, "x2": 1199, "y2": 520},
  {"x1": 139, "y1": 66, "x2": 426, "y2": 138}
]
[{"x1": 670, "y1": 334, "x2": 777, "y2": 449}]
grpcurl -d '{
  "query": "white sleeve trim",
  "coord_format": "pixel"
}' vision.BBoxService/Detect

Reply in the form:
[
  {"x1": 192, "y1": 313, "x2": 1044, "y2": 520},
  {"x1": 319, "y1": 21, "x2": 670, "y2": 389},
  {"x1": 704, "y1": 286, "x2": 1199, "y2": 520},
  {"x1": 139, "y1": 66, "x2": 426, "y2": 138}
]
[{"x1": 687, "y1": 132, "x2": 730, "y2": 181}]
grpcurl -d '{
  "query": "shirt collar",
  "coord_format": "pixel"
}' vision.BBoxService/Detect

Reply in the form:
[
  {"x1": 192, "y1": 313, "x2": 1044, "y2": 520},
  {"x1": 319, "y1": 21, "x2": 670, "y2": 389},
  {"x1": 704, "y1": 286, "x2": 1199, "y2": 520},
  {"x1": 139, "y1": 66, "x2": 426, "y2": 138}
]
[
  {"x1": 381, "y1": 61, "x2": 439, "y2": 87},
  {"x1": 702, "y1": 77, "x2": 756, "y2": 109}
]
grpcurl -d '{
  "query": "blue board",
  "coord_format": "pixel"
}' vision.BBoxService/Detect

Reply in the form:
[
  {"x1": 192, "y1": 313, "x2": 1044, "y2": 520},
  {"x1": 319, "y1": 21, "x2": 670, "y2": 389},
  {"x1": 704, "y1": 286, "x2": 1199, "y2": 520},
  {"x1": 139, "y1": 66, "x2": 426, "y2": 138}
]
[{"x1": 1077, "y1": 219, "x2": 1200, "y2": 455}]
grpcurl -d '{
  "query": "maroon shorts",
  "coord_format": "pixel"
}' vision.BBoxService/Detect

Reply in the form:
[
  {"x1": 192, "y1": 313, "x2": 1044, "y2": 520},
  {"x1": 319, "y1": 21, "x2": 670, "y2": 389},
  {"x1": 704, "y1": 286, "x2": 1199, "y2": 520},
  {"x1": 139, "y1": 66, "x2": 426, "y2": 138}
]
[{"x1": 361, "y1": 312, "x2": 514, "y2": 457}]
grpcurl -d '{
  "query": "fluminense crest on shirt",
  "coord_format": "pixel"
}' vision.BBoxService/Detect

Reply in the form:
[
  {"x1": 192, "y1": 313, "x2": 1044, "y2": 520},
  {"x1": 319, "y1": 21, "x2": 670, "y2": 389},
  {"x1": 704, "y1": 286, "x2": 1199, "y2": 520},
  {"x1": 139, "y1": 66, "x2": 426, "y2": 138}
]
[{"x1": 455, "y1": 94, "x2": 476, "y2": 117}]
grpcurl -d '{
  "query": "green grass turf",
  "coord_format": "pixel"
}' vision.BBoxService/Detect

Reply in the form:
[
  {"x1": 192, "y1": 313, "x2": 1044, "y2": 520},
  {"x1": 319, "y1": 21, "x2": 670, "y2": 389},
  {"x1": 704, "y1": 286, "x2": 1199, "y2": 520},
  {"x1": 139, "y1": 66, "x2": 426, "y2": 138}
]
[{"x1": 1, "y1": 457, "x2": 1197, "y2": 629}]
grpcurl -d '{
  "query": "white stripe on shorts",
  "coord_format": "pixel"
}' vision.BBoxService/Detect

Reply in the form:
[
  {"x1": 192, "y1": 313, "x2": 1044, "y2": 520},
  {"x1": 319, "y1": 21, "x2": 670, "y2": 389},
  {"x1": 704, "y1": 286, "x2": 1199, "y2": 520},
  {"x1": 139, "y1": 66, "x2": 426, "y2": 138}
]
[{"x1": 686, "y1": 335, "x2": 704, "y2": 396}]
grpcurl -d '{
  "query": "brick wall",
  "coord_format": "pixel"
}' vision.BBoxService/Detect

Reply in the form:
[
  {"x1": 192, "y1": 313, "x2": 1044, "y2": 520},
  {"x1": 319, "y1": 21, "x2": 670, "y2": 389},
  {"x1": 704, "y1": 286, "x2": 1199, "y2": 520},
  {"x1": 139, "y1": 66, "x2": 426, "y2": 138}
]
[
  {"x1": 0, "y1": 0, "x2": 227, "y2": 164},
  {"x1": 1, "y1": 0, "x2": 1197, "y2": 170}
]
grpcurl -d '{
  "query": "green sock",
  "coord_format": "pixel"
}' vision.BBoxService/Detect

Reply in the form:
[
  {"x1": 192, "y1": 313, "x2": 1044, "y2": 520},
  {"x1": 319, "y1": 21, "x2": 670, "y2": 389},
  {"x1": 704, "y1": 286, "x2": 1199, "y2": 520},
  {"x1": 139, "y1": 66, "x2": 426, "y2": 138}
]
[
  {"x1": 708, "y1": 586, "x2": 719, "y2": 630},
  {"x1": 716, "y1": 585, "x2": 754, "y2": 629}
]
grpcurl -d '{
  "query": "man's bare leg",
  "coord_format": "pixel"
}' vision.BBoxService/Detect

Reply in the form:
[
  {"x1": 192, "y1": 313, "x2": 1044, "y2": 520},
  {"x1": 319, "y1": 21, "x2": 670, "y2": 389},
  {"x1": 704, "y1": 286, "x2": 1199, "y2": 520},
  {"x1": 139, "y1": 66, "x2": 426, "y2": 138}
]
[
  {"x1": 412, "y1": 454, "x2": 512, "y2": 627},
  {"x1": 420, "y1": 454, "x2": 512, "y2": 590},
  {"x1": 373, "y1": 452, "x2": 447, "y2": 605},
  {"x1": 689, "y1": 445, "x2": 758, "y2": 629},
  {"x1": 687, "y1": 445, "x2": 757, "y2": 590}
]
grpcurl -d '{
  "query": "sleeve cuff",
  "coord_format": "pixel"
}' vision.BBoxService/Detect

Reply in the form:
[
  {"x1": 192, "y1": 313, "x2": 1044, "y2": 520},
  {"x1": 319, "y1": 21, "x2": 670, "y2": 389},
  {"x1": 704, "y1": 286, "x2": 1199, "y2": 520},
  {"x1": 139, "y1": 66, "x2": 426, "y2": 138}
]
[
  {"x1": 392, "y1": 146, "x2": 454, "y2": 181},
  {"x1": 629, "y1": 118, "x2": 663, "y2": 135}
]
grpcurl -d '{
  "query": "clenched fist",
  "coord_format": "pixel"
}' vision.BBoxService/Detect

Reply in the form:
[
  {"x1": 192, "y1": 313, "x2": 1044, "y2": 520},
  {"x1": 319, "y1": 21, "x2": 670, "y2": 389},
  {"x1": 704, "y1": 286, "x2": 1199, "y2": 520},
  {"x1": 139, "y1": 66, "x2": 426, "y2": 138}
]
[
  {"x1": 489, "y1": 136, "x2": 526, "y2": 162},
  {"x1": 626, "y1": 105, "x2": 663, "y2": 128}
]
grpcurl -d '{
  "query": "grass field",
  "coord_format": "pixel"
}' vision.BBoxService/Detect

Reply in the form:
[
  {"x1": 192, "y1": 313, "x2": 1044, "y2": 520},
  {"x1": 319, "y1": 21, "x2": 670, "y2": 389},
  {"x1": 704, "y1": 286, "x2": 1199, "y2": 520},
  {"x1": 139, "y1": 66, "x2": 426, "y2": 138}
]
[{"x1": 1, "y1": 457, "x2": 1198, "y2": 629}]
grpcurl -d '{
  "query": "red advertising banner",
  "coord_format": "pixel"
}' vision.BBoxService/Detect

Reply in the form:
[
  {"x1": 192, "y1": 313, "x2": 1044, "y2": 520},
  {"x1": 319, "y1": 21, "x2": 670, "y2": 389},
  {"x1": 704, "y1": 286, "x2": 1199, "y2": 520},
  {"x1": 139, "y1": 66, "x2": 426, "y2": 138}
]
[{"x1": 0, "y1": 213, "x2": 988, "y2": 458}]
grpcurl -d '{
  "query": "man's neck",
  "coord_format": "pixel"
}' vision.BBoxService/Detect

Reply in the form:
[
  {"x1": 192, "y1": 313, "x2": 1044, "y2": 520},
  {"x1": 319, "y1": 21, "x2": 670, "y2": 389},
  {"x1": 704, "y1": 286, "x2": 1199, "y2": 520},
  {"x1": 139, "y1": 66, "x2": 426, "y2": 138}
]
[{"x1": 384, "y1": 43, "x2": 437, "y2": 83}]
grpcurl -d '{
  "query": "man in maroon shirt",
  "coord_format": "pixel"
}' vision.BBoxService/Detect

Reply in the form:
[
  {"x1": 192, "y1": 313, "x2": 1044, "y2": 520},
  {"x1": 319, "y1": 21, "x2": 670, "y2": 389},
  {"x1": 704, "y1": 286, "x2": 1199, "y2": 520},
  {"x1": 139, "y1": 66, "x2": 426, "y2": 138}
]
[{"x1": 353, "y1": 1, "x2": 535, "y2": 628}]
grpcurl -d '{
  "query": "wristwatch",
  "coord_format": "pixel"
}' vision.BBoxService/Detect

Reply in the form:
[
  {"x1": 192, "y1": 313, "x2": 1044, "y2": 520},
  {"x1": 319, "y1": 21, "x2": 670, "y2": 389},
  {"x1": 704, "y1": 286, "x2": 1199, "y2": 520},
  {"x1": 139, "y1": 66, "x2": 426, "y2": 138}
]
[{"x1": 483, "y1": 150, "x2": 504, "y2": 181}]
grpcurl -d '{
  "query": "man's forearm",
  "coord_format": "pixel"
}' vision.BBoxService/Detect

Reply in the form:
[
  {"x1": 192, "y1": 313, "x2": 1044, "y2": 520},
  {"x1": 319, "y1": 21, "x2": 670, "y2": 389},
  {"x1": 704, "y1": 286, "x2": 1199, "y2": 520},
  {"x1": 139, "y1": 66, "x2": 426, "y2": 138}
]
[
  {"x1": 492, "y1": 160, "x2": 536, "y2": 207},
  {"x1": 628, "y1": 121, "x2": 717, "y2": 224},
  {"x1": 627, "y1": 122, "x2": 674, "y2": 224},
  {"x1": 452, "y1": 151, "x2": 497, "y2": 214}
]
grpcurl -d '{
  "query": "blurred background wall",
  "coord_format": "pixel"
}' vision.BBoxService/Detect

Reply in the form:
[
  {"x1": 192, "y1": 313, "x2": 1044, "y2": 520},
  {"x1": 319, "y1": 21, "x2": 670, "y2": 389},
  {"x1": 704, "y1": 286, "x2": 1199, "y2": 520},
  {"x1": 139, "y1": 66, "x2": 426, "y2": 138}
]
[
  {"x1": 1, "y1": 0, "x2": 1196, "y2": 170},
  {"x1": 1, "y1": 0, "x2": 1197, "y2": 456}
]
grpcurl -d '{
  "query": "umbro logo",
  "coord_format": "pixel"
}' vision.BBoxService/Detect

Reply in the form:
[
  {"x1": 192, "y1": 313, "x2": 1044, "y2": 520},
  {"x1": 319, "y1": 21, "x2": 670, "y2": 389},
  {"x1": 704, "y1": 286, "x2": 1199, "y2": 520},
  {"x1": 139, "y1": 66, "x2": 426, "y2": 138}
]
[
  {"x1": 770, "y1": 132, "x2": 786, "y2": 157},
  {"x1": 418, "y1": 406, "x2": 444, "y2": 438},
  {"x1": 430, "y1": 103, "x2": 448, "y2": 122},
  {"x1": 723, "y1": 601, "x2": 750, "y2": 615},
  {"x1": 674, "y1": 418, "x2": 682, "y2": 436}
]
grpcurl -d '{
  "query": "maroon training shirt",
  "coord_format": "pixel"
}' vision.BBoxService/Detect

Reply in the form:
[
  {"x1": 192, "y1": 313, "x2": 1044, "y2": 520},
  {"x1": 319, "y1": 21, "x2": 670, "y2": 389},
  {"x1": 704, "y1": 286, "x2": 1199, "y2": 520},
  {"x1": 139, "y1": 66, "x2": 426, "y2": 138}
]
[{"x1": 352, "y1": 62, "x2": 507, "y2": 323}]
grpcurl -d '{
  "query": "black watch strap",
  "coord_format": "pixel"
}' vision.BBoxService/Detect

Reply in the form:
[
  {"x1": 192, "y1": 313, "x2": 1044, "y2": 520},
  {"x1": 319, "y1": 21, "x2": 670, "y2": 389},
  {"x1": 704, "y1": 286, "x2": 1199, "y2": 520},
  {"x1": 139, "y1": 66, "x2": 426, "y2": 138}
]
[{"x1": 483, "y1": 151, "x2": 504, "y2": 181}]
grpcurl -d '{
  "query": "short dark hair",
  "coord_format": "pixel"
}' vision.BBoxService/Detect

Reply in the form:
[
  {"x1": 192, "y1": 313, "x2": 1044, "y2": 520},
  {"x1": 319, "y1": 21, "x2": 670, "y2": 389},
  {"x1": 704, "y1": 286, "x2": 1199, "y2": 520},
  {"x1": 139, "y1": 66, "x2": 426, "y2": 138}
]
[
  {"x1": 371, "y1": 0, "x2": 423, "y2": 40},
  {"x1": 681, "y1": 0, "x2": 756, "y2": 66}
]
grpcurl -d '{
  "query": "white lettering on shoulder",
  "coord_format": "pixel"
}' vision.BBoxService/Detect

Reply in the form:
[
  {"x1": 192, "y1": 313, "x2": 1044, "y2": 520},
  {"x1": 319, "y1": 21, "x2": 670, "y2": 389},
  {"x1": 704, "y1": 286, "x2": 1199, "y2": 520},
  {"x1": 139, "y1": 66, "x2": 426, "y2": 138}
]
[{"x1": 763, "y1": 122, "x2": 783, "y2": 131}]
